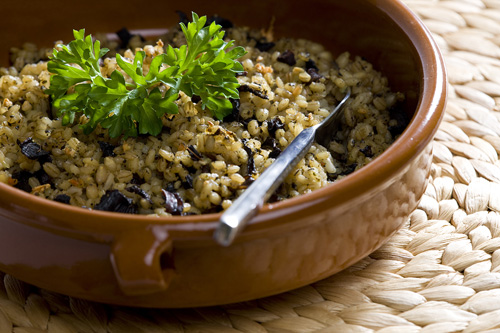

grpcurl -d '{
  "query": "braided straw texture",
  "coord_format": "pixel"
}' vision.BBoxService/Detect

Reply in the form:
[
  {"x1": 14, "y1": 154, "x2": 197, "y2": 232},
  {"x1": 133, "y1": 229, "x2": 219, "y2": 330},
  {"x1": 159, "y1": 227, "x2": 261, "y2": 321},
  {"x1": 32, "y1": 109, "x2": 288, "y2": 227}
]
[{"x1": 3, "y1": 0, "x2": 500, "y2": 332}]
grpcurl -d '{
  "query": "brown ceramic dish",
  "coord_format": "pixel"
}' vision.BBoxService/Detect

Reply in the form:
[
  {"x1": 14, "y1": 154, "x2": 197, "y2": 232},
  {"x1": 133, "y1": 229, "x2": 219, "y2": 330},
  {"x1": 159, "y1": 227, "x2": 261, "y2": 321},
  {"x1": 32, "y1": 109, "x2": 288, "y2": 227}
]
[{"x1": 0, "y1": 0, "x2": 446, "y2": 307}]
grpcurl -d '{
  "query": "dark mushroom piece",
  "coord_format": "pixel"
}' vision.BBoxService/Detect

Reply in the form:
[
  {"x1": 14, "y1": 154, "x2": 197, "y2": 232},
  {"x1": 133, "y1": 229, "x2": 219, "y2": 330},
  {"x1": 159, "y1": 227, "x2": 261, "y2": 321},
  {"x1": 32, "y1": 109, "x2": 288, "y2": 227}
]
[
  {"x1": 161, "y1": 189, "x2": 184, "y2": 215},
  {"x1": 94, "y1": 190, "x2": 138, "y2": 214}
]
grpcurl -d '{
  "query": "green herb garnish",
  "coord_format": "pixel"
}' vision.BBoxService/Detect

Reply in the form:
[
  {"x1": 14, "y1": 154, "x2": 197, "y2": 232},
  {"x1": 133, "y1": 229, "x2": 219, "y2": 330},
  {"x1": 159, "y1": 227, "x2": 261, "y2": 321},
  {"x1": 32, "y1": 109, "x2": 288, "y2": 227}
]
[{"x1": 46, "y1": 12, "x2": 247, "y2": 138}]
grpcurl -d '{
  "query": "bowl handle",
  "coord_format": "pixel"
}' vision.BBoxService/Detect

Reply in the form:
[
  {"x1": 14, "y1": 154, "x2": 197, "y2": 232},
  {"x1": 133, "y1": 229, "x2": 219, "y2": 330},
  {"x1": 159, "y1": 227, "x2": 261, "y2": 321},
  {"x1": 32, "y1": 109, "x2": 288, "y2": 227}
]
[{"x1": 110, "y1": 225, "x2": 174, "y2": 296}]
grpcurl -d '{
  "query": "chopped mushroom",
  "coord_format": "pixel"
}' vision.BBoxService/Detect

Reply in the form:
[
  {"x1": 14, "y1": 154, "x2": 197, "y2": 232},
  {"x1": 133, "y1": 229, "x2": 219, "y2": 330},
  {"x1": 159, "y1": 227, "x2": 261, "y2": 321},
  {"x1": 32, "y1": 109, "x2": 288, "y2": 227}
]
[
  {"x1": 98, "y1": 141, "x2": 117, "y2": 157},
  {"x1": 94, "y1": 190, "x2": 138, "y2": 214},
  {"x1": 162, "y1": 189, "x2": 184, "y2": 215},
  {"x1": 242, "y1": 139, "x2": 256, "y2": 176},
  {"x1": 238, "y1": 84, "x2": 269, "y2": 100},
  {"x1": 19, "y1": 137, "x2": 51, "y2": 162},
  {"x1": 277, "y1": 50, "x2": 296, "y2": 66},
  {"x1": 54, "y1": 194, "x2": 71, "y2": 204},
  {"x1": 126, "y1": 185, "x2": 153, "y2": 204},
  {"x1": 267, "y1": 118, "x2": 285, "y2": 138}
]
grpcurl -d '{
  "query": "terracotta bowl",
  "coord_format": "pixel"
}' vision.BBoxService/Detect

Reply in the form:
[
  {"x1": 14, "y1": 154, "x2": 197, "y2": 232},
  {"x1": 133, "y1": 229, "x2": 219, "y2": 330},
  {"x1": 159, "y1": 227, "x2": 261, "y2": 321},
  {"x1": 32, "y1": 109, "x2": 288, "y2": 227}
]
[{"x1": 0, "y1": 0, "x2": 446, "y2": 307}]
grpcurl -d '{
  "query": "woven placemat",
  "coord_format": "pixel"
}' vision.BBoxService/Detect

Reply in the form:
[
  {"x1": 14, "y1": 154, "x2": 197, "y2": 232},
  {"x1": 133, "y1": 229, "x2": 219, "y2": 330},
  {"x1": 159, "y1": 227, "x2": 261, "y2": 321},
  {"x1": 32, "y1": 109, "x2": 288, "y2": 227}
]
[{"x1": 2, "y1": 0, "x2": 500, "y2": 332}]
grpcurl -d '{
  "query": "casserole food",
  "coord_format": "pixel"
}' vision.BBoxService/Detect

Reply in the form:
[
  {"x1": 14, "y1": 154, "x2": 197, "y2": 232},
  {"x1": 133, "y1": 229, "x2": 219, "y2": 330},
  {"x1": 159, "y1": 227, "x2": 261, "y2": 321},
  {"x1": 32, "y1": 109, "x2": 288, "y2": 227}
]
[{"x1": 2, "y1": 21, "x2": 404, "y2": 216}]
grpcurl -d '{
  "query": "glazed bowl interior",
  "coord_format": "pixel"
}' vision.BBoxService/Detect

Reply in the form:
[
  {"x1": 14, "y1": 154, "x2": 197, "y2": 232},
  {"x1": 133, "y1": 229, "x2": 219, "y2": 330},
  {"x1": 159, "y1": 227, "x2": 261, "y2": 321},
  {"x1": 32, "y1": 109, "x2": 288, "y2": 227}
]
[{"x1": 0, "y1": 0, "x2": 440, "y2": 235}]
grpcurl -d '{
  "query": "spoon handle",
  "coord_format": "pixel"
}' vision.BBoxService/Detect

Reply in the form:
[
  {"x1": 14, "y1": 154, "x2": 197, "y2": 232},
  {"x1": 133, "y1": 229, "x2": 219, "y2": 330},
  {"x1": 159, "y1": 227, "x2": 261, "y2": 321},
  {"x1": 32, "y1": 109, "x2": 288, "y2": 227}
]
[{"x1": 213, "y1": 127, "x2": 316, "y2": 246}]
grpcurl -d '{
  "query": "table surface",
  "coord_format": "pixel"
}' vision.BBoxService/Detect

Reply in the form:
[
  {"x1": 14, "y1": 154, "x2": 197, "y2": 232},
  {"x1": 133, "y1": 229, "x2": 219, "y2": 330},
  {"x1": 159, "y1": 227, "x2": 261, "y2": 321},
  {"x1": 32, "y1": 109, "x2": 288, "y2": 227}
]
[{"x1": 2, "y1": 0, "x2": 500, "y2": 332}]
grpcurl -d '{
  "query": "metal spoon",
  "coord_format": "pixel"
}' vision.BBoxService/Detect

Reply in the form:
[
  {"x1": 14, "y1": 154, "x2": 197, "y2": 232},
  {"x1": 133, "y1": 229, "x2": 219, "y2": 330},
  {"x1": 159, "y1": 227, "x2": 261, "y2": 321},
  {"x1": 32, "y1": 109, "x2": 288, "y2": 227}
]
[{"x1": 213, "y1": 88, "x2": 351, "y2": 246}]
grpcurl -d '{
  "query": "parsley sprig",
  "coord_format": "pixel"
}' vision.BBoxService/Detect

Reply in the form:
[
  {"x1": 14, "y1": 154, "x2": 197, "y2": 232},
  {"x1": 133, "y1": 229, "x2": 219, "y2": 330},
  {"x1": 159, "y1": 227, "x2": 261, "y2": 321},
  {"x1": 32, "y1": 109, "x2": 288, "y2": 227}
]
[{"x1": 46, "y1": 12, "x2": 247, "y2": 138}]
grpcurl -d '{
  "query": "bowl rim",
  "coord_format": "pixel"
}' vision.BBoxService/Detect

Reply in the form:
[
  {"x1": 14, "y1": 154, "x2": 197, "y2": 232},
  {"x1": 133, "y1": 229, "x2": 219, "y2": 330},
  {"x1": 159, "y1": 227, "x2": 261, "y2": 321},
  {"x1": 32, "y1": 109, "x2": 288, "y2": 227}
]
[{"x1": 0, "y1": 0, "x2": 447, "y2": 240}]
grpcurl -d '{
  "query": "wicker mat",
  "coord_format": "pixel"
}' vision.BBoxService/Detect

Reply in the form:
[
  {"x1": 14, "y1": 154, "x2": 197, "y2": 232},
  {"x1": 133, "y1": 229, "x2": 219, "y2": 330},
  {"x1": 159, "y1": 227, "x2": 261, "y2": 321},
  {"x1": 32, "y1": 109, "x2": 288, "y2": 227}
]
[{"x1": 3, "y1": 0, "x2": 500, "y2": 332}]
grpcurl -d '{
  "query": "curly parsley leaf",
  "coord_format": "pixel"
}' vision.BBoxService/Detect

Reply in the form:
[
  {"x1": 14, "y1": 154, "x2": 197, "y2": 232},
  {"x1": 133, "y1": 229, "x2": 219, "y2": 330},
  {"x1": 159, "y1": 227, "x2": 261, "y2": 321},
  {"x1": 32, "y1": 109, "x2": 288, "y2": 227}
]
[{"x1": 46, "y1": 12, "x2": 247, "y2": 138}]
